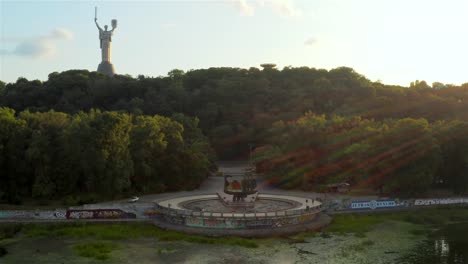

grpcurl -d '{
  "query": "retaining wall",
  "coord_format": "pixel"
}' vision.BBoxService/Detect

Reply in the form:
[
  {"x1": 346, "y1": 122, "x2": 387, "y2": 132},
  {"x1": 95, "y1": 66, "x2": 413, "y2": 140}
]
[{"x1": 154, "y1": 204, "x2": 322, "y2": 229}]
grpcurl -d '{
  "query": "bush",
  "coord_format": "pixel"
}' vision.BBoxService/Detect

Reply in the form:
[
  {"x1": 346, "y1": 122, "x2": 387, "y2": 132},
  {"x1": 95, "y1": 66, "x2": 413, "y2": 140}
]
[
  {"x1": 77, "y1": 194, "x2": 98, "y2": 205},
  {"x1": 7, "y1": 195, "x2": 22, "y2": 205},
  {"x1": 62, "y1": 195, "x2": 79, "y2": 206},
  {"x1": 0, "y1": 247, "x2": 7, "y2": 257}
]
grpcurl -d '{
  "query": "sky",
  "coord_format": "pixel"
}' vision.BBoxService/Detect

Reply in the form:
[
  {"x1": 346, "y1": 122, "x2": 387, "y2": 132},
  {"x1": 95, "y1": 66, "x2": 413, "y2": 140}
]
[{"x1": 1, "y1": 0, "x2": 468, "y2": 86}]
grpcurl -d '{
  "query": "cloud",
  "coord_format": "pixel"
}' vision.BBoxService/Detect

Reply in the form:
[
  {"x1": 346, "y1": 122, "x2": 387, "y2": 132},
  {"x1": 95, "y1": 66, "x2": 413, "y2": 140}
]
[
  {"x1": 304, "y1": 37, "x2": 318, "y2": 46},
  {"x1": 0, "y1": 28, "x2": 73, "y2": 58},
  {"x1": 13, "y1": 39, "x2": 55, "y2": 58},
  {"x1": 232, "y1": 0, "x2": 255, "y2": 16},
  {"x1": 230, "y1": 0, "x2": 301, "y2": 17},
  {"x1": 259, "y1": 0, "x2": 302, "y2": 17},
  {"x1": 50, "y1": 28, "x2": 73, "y2": 40}
]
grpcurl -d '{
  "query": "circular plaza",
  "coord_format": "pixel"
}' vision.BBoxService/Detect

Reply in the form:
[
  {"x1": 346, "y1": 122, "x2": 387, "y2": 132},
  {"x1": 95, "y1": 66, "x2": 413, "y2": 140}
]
[{"x1": 153, "y1": 193, "x2": 330, "y2": 237}]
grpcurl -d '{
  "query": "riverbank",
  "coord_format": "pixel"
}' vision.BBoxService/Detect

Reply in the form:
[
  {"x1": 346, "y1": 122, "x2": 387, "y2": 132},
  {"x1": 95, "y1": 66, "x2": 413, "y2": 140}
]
[{"x1": 1, "y1": 206, "x2": 467, "y2": 263}]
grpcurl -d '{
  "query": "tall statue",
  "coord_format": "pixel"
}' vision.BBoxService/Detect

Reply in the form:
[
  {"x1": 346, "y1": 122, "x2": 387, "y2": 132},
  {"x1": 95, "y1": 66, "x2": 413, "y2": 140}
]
[{"x1": 95, "y1": 7, "x2": 117, "y2": 77}]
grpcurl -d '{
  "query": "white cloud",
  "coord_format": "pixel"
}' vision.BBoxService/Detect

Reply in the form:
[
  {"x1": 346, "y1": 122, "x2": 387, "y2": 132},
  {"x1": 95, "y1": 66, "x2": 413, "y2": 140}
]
[
  {"x1": 260, "y1": 0, "x2": 302, "y2": 17},
  {"x1": 232, "y1": 0, "x2": 255, "y2": 16},
  {"x1": 304, "y1": 37, "x2": 318, "y2": 46},
  {"x1": 0, "y1": 28, "x2": 73, "y2": 58},
  {"x1": 50, "y1": 28, "x2": 73, "y2": 40},
  {"x1": 230, "y1": 0, "x2": 301, "y2": 17},
  {"x1": 13, "y1": 39, "x2": 55, "y2": 58}
]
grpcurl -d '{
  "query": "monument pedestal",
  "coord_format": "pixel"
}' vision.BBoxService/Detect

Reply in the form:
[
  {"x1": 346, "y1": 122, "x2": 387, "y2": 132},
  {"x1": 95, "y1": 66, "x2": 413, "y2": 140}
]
[{"x1": 97, "y1": 61, "x2": 115, "y2": 77}]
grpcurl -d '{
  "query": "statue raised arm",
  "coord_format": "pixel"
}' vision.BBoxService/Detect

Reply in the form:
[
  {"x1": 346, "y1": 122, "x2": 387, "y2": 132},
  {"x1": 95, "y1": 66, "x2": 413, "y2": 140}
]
[
  {"x1": 94, "y1": 6, "x2": 117, "y2": 77},
  {"x1": 95, "y1": 18, "x2": 103, "y2": 32}
]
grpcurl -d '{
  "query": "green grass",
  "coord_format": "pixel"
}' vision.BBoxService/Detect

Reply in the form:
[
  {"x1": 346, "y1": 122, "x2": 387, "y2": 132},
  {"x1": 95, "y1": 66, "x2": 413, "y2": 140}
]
[
  {"x1": 23, "y1": 223, "x2": 258, "y2": 248},
  {"x1": 157, "y1": 246, "x2": 176, "y2": 254},
  {"x1": 338, "y1": 239, "x2": 375, "y2": 258},
  {"x1": 326, "y1": 206, "x2": 468, "y2": 235},
  {"x1": 326, "y1": 214, "x2": 385, "y2": 235},
  {"x1": 73, "y1": 241, "x2": 119, "y2": 261},
  {"x1": 0, "y1": 224, "x2": 22, "y2": 240},
  {"x1": 361, "y1": 240, "x2": 374, "y2": 246}
]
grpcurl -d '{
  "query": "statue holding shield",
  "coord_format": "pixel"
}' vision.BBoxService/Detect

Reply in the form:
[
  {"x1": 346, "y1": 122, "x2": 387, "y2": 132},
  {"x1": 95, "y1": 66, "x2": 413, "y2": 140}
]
[{"x1": 94, "y1": 7, "x2": 117, "y2": 76}]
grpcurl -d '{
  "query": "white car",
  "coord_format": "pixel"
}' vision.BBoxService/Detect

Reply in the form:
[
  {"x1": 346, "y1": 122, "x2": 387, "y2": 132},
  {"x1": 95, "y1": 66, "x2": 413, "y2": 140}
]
[{"x1": 128, "y1": 196, "x2": 139, "y2": 203}]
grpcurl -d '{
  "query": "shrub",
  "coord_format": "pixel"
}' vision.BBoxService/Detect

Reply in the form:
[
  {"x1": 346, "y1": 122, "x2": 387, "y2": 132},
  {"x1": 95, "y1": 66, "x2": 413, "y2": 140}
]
[
  {"x1": 0, "y1": 247, "x2": 7, "y2": 257},
  {"x1": 62, "y1": 195, "x2": 79, "y2": 206},
  {"x1": 77, "y1": 194, "x2": 98, "y2": 205}
]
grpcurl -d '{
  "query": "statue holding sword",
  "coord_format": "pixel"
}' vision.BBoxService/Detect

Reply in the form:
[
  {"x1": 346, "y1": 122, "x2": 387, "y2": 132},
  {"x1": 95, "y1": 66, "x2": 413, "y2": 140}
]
[{"x1": 94, "y1": 7, "x2": 117, "y2": 76}]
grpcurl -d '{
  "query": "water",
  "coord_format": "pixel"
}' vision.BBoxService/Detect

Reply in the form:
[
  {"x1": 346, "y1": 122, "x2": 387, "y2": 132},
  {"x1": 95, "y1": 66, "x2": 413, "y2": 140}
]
[{"x1": 400, "y1": 223, "x2": 468, "y2": 264}]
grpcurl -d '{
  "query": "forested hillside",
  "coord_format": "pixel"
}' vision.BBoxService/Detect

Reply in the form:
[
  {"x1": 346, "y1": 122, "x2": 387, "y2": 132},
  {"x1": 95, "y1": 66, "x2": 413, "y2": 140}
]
[
  {"x1": 255, "y1": 114, "x2": 468, "y2": 195},
  {"x1": 1, "y1": 66, "x2": 468, "y2": 197},
  {"x1": 0, "y1": 108, "x2": 213, "y2": 203}
]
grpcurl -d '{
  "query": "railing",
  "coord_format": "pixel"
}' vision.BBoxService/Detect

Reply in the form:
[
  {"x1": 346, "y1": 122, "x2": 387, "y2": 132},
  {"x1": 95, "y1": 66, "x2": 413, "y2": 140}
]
[{"x1": 155, "y1": 203, "x2": 323, "y2": 220}]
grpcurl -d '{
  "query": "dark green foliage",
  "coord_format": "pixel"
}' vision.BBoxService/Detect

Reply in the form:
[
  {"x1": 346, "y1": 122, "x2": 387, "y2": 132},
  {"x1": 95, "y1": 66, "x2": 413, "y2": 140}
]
[
  {"x1": 0, "y1": 247, "x2": 6, "y2": 257},
  {"x1": 256, "y1": 113, "x2": 468, "y2": 195},
  {"x1": 0, "y1": 107, "x2": 212, "y2": 202},
  {"x1": 0, "y1": 67, "x2": 451, "y2": 159},
  {"x1": 2, "y1": 67, "x2": 468, "y2": 194}
]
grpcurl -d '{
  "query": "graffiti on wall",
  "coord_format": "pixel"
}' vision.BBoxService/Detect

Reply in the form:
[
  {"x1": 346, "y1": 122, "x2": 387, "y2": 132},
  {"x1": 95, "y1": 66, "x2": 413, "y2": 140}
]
[
  {"x1": 414, "y1": 198, "x2": 468, "y2": 206},
  {"x1": 185, "y1": 217, "x2": 204, "y2": 227},
  {"x1": 245, "y1": 219, "x2": 273, "y2": 228},
  {"x1": 204, "y1": 219, "x2": 226, "y2": 228},
  {"x1": 159, "y1": 210, "x2": 320, "y2": 229},
  {"x1": 66, "y1": 209, "x2": 136, "y2": 219},
  {"x1": 225, "y1": 219, "x2": 245, "y2": 229},
  {"x1": 273, "y1": 217, "x2": 296, "y2": 227},
  {"x1": 350, "y1": 200, "x2": 397, "y2": 210},
  {"x1": 143, "y1": 209, "x2": 160, "y2": 219},
  {"x1": 0, "y1": 211, "x2": 33, "y2": 219},
  {"x1": 33, "y1": 210, "x2": 66, "y2": 220},
  {"x1": 161, "y1": 214, "x2": 184, "y2": 225},
  {"x1": 298, "y1": 213, "x2": 316, "y2": 223}
]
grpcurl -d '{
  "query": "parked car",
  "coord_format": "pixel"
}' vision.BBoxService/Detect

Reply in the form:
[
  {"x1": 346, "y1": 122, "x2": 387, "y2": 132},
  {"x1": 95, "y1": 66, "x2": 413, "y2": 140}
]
[{"x1": 128, "y1": 196, "x2": 139, "y2": 203}]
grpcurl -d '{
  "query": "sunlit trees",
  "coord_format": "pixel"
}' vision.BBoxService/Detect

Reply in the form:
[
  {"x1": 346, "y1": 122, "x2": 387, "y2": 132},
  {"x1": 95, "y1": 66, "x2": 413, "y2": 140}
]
[
  {"x1": 3, "y1": 66, "x2": 468, "y2": 196},
  {"x1": 256, "y1": 113, "x2": 467, "y2": 196},
  {"x1": 0, "y1": 108, "x2": 212, "y2": 202}
]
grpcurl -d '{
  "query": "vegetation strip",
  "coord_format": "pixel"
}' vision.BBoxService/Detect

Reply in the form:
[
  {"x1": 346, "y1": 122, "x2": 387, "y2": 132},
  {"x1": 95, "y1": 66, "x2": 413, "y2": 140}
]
[{"x1": 19, "y1": 223, "x2": 259, "y2": 248}]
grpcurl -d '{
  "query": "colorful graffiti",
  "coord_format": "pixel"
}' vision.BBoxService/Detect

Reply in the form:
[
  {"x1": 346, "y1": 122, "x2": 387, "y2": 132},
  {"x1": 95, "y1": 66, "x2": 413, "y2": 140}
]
[
  {"x1": 204, "y1": 219, "x2": 226, "y2": 228},
  {"x1": 225, "y1": 219, "x2": 245, "y2": 229},
  {"x1": 350, "y1": 200, "x2": 397, "y2": 210},
  {"x1": 143, "y1": 209, "x2": 160, "y2": 219},
  {"x1": 33, "y1": 210, "x2": 66, "y2": 220},
  {"x1": 245, "y1": 219, "x2": 274, "y2": 228},
  {"x1": 185, "y1": 217, "x2": 204, "y2": 227},
  {"x1": 66, "y1": 209, "x2": 136, "y2": 219},
  {"x1": 298, "y1": 213, "x2": 316, "y2": 223},
  {"x1": 0, "y1": 211, "x2": 32, "y2": 219},
  {"x1": 414, "y1": 198, "x2": 468, "y2": 206}
]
